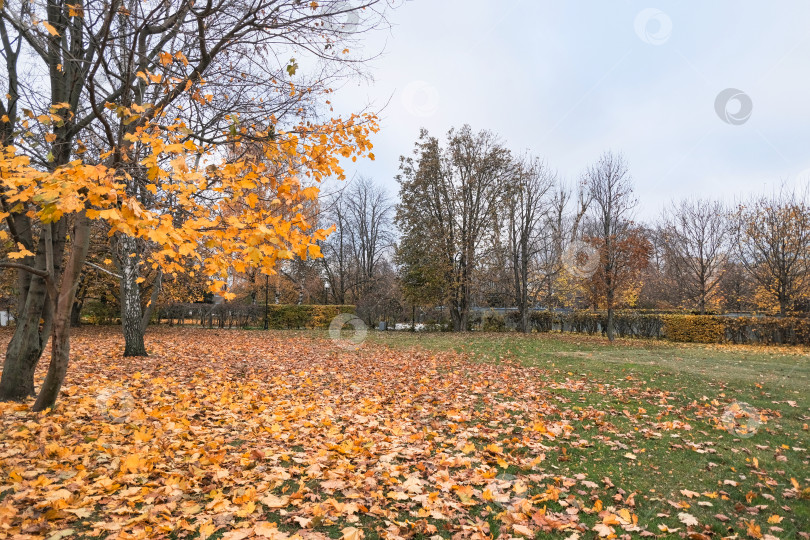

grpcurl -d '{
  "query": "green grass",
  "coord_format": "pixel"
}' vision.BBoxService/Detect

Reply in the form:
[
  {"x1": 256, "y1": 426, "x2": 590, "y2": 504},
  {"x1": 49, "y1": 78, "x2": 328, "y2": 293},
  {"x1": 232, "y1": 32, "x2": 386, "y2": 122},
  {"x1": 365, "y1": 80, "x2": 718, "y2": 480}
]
[{"x1": 354, "y1": 330, "x2": 810, "y2": 538}]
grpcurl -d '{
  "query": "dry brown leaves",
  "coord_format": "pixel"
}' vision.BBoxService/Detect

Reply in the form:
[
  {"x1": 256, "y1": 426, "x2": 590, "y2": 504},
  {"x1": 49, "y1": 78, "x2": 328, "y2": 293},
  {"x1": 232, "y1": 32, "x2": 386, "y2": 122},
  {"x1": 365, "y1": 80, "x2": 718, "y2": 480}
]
[{"x1": 0, "y1": 329, "x2": 692, "y2": 538}]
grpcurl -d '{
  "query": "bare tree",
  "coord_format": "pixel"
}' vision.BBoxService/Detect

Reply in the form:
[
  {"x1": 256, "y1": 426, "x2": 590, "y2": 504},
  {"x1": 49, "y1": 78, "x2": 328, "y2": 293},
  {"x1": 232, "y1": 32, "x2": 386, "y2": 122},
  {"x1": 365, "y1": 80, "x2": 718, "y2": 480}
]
[
  {"x1": 584, "y1": 152, "x2": 638, "y2": 341},
  {"x1": 503, "y1": 156, "x2": 554, "y2": 332},
  {"x1": 732, "y1": 186, "x2": 810, "y2": 316},
  {"x1": 659, "y1": 198, "x2": 729, "y2": 313},
  {"x1": 321, "y1": 177, "x2": 394, "y2": 316},
  {"x1": 321, "y1": 195, "x2": 350, "y2": 305},
  {"x1": 536, "y1": 181, "x2": 590, "y2": 308},
  {"x1": 345, "y1": 177, "x2": 395, "y2": 298}
]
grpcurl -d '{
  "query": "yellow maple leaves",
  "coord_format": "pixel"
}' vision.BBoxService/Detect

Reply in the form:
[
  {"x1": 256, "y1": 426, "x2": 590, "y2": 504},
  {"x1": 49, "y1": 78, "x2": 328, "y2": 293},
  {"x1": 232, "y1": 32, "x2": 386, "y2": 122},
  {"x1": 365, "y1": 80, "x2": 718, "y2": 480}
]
[{"x1": 0, "y1": 104, "x2": 378, "y2": 297}]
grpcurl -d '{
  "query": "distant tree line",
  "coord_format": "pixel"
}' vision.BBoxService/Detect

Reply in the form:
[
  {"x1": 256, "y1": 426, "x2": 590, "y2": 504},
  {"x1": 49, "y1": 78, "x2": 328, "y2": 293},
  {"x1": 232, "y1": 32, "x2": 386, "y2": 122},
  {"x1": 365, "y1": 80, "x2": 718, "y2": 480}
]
[{"x1": 315, "y1": 125, "x2": 810, "y2": 340}]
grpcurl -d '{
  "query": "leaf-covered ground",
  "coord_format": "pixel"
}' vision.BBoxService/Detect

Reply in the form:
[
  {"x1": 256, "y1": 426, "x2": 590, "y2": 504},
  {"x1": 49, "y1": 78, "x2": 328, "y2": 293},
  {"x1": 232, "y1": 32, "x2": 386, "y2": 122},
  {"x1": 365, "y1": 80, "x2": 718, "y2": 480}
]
[{"x1": 0, "y1": 328, "x2": 808, "y2": 540}]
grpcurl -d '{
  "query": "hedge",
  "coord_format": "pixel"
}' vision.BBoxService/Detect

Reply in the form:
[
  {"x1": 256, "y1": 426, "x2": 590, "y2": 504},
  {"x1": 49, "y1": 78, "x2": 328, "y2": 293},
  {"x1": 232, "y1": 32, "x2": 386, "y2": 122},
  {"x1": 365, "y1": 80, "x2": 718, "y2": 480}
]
[
  {"x1": 721, "y1": 316, "x2": 810, "y2": 345},
  {"x1": 661, "y1": 315, "x2": 726, "y2": 343},
  {"x1": 466, "y1": 310, "x2": 810, "y2": 345},
  {"x1": 265, "y1": 304, "x2": 356, "y2": 329},
  {"x1": 660, "y1": 314, "x2": 810, "y2": 345},
  {"x1": 153, "y1": 302, "x2": 808, "y2": 345},
  {"x1": 155, "y1": 303, "x2": 355, "y2": 329}
]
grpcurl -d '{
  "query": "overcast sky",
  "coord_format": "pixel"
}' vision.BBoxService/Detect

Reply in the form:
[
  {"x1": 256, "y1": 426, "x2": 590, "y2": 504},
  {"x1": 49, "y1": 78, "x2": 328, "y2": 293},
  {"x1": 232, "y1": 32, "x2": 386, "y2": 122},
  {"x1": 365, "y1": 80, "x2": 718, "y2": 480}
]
[{"x1": 327, "y1": 1, "x2": 810, "y2": 220}]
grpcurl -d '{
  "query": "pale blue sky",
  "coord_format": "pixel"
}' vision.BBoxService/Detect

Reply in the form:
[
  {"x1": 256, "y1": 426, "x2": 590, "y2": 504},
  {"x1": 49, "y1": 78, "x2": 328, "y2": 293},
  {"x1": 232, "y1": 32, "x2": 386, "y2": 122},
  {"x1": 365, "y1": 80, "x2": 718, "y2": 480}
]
[{"x1": 329, "y1": 1, "x2": 810, "y2": 219}]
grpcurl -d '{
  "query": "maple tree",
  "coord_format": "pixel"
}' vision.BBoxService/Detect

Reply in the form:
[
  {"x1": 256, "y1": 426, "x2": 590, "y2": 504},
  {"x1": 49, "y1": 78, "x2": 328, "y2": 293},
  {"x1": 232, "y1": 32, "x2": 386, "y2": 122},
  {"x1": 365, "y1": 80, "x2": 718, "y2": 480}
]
[
  {"x1": 582, "y1": 227, "x2": 652, "y2": 312},
  {"x1": 0, "y1": 0, "x2": 386, "y2": 409}
]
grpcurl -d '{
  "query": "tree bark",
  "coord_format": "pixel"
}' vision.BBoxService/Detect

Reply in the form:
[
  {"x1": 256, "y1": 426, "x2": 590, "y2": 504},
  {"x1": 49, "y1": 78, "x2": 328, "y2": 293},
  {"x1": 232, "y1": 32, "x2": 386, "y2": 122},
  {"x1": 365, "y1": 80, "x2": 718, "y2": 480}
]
[
  {"x1": 0, "y1": 278, "x2": 50, "y2": 400},
  {"x1": 116, "y1": 234, "x2": 149, "y2": 357},
  {"x1": 32, "y1": 212, "x2": 91, "y2": 411},
  {"x1": 70, "y1": 273, "x2": 87, "y2": 327},
  {"x1": 0, "y1": 221, "x2": 65, "y2": 401}
]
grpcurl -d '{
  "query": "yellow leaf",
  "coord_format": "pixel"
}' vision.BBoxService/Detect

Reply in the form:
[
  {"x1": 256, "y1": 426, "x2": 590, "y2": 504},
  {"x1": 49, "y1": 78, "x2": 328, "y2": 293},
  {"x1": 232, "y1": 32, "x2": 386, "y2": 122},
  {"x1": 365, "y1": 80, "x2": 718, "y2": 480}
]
[
  {"x1": 253, "y1": 522, "x2": 280, "y2": 538},
  {"x1": 341, "y1": 527, "x2": 363, "y2": 540},
  {"x1": 512, "y1": 524, "x2": 533, "y2": 537},
  {"x1": 259, "y1": 494, "x2": 288, "y2": 508},
  {"x1": 198, "y1": 522, "x2": 216, "y2": 540},
  {"x1": 121, "y1": 454, "x2": 143, "y2": 474},
  {"x1": 42, "y1": 22, "x2": 60, "y2": 36},
  {"x1": 8, "y1": 243, "x2": 34, "y2": 259}
]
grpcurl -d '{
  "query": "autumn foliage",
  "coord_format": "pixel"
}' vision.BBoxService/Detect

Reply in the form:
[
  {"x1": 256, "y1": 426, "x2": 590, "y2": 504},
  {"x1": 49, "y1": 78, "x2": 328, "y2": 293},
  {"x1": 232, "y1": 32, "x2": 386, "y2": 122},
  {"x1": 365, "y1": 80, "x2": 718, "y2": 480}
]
[
  {"x1": 0, "y1": 113, "x2": 377, "y2": 296},
  {"x1": 1, "y1": 329, "x2": 807, "y2": 539}
]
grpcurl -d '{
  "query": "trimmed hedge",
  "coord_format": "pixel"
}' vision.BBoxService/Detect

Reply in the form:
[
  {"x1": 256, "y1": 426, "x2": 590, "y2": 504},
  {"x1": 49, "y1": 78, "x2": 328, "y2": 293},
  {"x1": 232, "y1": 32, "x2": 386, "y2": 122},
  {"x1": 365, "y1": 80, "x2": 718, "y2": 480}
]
[
  {"x1": 156, "y1": 301, "x2": 809, "y2": 345},
  {"x1": 155, "y1": 303, "x2": 355, "y2": 329},
  {"x1": 265, "y1": 304, "x2": 356, "y2": 329},
  {"x1": 466, "y1": 309, "x2": 810, "y2": 345},
  {"x1": 529, "y1": 311, "x2": 554, "y2": 332},
  {"x1": 661, "y1": 315, "x2": 726, "y2": 343},
  {"x1": 660, "y1": 314, "x2": 810, "y2": 345},
  {"x1": 721, "y1": 316, "x2": 810, "y2": 345}
]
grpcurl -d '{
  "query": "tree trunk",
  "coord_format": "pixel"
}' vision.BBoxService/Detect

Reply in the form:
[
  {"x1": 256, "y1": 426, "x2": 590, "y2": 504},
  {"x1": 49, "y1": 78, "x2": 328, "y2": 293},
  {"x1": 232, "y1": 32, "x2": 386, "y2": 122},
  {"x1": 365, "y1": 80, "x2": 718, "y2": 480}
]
[
  {"x1": 451, "y1": 306, "x2": 463, "y2": 332},
  {"x1": 70, "y1": 273, "x2": 87, "y2": 327},
  {"x1": 117, "y1": 234, "x2": 148, "y2": 357},
  {"x1": 70, "y1": 300, "x2": 82, "y2": 327},
  {"x1": 32, "y1": 213, "x2": 91, "y2": 412},
  {"x1": 141, "y1": 269, "x2": 162, "y2": 332},
  {"x1": 0, "y1": 326, "x2": 43, "y2": 400},
  {"x1": 31, "y1": 315, "x2": 70, "y2": 412},
  {"x1": 0, "y1": 231, "x2": 60, "y2": 401},
  {"x1": 520, "y1": 305, "x2": 530, "y2": 334},
  {"x1": 520, "y1": 258, "x2": 530, "y2": 334}
]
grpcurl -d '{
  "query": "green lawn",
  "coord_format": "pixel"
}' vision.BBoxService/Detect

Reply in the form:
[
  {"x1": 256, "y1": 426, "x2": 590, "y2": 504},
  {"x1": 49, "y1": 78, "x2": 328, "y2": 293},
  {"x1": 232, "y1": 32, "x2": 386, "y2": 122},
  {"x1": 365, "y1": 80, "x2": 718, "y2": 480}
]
[{"x1": 359, "y1": 331, "x2": 810, "y2": 538}]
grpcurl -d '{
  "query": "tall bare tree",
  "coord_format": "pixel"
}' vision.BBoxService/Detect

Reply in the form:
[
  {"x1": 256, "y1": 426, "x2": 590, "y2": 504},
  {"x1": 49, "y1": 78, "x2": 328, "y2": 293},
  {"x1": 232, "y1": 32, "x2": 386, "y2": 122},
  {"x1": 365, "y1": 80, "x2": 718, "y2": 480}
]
[
  {"x1": 535, "y1": 181, "x2": 590, "y2": 308},
  {"x1": 321, "y1": 176, "x2": 394, "y2": 322},
  {"x1": 584, "y1": 152, "x2": 638, "y2": 341},
  {"x1": 345, "y1": 177, "x2": 394, "y2": 296},
  {"x1": 504, "y1": 156, "x2": 554, "y2": 332},
  {"x1": 659, "y1": 198, "x2": 729, "y2": 313}
]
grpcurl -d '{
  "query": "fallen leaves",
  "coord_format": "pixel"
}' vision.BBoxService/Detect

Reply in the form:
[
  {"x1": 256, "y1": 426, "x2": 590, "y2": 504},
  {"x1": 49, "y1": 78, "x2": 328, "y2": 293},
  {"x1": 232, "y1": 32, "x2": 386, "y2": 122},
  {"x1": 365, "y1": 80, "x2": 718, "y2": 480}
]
[
  {"x1": 0, "y1": 328, "x2": 807, "y2": 539},
  {"x1": 0, "y1": 329, "x2": 582, "y2": 538}
]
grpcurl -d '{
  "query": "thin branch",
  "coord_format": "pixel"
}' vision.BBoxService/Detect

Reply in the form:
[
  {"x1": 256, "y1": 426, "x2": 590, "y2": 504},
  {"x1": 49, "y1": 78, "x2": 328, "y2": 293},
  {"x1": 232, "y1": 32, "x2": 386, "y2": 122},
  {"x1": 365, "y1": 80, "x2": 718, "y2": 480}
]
[
  {"x1": 0, "y1": 261, "x2": 50, "y2": 278},
  {"x1": 85, "y1": 260, "x2": 123, "y2": 279}
]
